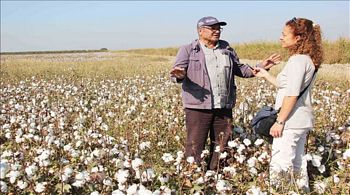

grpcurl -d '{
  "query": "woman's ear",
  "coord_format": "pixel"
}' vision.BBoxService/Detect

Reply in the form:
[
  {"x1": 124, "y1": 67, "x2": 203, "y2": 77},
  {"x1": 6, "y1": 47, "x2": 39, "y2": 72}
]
[{"x1": 295, "y1": 35, "x2": 301, "y2": 41}]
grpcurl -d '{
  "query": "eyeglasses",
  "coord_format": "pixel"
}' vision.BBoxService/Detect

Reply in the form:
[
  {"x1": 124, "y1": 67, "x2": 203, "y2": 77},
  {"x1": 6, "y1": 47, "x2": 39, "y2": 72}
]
[{"x1": 201, "y1": 26, "x2": 223, "y2": 32}]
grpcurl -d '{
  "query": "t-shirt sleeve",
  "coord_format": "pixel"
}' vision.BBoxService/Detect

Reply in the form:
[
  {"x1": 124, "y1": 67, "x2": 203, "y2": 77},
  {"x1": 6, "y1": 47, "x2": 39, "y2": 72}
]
[{"x1": 284, "y1": 55, "x2": 307, "y2": 96}]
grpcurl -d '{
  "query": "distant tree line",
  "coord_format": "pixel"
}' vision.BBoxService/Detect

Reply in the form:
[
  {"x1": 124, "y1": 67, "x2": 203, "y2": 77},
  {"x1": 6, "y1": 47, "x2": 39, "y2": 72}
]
[{"x1": 1, "y1": 48, "x2": 109, "y2": 55}]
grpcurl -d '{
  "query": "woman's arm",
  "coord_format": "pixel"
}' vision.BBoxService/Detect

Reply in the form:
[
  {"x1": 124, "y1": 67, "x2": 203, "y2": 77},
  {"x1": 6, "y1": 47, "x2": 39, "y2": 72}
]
[
  {"x1": 252, "y1": 67, "x2": 278, "y2": 87},
  {"x1": 269, "y1": 96, "x2": 298, "y2": 137}
]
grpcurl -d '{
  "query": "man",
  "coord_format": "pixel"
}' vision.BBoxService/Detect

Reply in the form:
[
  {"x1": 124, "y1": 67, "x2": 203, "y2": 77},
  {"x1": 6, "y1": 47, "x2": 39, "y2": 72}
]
[{"x1": 170, "y1": 16, "x2": 281, "y2": 170}]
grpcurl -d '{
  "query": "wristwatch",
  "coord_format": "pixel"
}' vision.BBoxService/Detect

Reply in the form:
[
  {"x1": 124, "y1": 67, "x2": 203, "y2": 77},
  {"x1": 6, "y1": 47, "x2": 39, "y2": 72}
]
[{"x1": 275, "y1": 119, "x2": 285, "y2": 125}]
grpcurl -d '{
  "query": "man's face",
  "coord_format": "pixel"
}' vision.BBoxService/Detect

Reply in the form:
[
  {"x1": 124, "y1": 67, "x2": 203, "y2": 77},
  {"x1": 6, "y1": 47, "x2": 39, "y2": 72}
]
[{"x1": 198, "y1": 24, "x2": 222, "y2": 43}]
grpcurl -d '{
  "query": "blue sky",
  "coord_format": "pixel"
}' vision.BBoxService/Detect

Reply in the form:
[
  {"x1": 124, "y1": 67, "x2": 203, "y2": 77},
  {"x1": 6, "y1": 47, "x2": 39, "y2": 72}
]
[{"x1": 1, "y1": 1, "x2": 349, "y2": 52}]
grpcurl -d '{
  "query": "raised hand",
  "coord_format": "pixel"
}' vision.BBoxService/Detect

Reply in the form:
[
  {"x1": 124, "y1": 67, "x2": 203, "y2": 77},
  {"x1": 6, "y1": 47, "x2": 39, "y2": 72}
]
[{"x1": 261, "y1": 53, "x2": 282, "y2": 70}]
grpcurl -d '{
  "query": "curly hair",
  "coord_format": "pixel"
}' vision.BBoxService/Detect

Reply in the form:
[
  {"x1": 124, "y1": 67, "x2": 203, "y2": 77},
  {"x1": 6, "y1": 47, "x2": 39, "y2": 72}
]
[{"x1": 286, "y1": 18, "x2": 324, "y2": 68}]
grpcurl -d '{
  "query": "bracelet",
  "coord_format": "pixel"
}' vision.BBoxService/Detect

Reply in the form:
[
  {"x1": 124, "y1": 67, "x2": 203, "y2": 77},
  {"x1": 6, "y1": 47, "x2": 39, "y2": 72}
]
[{"x1": 275, "y1": 119, "x2": 285, "y2": 125}]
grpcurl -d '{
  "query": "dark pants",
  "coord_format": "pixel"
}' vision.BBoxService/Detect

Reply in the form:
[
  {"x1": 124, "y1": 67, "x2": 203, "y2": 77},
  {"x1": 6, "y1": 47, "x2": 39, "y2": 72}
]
[{"x1": 184, "y1": 108, "x2": 233, "y2": 170}]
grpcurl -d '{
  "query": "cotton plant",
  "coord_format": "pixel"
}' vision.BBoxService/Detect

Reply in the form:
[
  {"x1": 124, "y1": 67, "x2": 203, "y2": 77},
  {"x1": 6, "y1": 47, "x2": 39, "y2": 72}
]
[{"x1": 0, "y1": 72, "x2": 349, "y2": 194}]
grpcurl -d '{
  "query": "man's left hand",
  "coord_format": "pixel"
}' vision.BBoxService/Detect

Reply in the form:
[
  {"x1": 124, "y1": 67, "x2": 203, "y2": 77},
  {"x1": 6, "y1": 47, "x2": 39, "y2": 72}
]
[{"x1": 261, "y1": 53, "x2": 282, "y2": 70}]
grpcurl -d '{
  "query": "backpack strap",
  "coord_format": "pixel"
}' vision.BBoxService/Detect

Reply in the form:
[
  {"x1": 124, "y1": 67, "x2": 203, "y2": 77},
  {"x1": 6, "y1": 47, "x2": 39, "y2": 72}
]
[
  {"x1": 276, "y1": 69, "x2": 317, "y2": 113},
  {"x1": 297, "y1": 69, "x2": 318, "y2": 99}
]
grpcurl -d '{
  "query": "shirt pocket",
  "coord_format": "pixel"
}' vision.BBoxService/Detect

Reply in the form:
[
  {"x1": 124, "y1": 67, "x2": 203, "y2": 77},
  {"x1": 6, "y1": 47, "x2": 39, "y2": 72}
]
[{"x1": 189, "y1": 57, "x2": 201, "y2": 71}]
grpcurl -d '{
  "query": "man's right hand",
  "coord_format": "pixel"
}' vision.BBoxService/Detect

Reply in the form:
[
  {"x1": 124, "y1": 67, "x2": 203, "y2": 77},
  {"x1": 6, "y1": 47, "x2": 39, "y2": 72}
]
[{"x1": 170, "y1": 67, "x2": 186, "y2": 79}]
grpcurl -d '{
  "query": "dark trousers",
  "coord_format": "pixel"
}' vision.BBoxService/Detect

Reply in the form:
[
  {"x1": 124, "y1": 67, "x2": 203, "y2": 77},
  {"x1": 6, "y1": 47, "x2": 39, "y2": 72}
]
[{"x1": 184, "y1": 108, "x2": 233, "y2": 170}]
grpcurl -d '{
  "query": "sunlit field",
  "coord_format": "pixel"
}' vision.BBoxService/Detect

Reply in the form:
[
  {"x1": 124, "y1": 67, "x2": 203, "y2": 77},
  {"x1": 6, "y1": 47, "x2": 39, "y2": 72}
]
[{"x1": 0, "y1": 51, "x2": 349, "y2": 194}]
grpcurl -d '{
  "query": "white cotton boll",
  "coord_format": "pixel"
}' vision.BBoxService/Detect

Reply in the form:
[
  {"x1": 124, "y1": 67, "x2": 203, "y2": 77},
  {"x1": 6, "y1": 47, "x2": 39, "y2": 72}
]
[
  {"x1": 123, "y1": 160, "x2": 131, "y2": 168},
  {"x1": 215, "y1": 146, "x2": 221, "y2": 152},
  {"x1": 141, "y1": 168, "x2": 155, "y2": 182},
  {"x1": 61, "y1": 174, "x2": 69, "y2": 182},
  {"x1": 72, "y1": 180, "x2": 85, "y2": 188},
  {"x1": 131, "y1": 158, "x2": 143, "y2": 170},
  {"x1": 186, "y1": 156, "x2": 195, "y2": 164},
  {"x1": 38, "y1": 150, "x2": 51, "y2": 160},
  {"x1": 343, "y1": 149, "x2": 350, "y2": 159},
  {"x1": 25, "y1": 164, "x2": 38, "y2": 178},
  {"x1": 64, "y1": 144, "x2": 72, "y2": 151},
  {"x1": 17, "y1": 180, "x2": 28, "y2": 189},
  {"x1": 0, "y1": 181, "x2": 7, "y2": 193},
  {"x1": 161, "y1": 153, "x2": 174, "y2": 163},
  {"x1": 91, "y1": 167, "x2": 99, "y2": 173},
  {"x1": 91, "y1": 149, "x2": 100, "y2": 158},
  {"x1": 75, "y1": 171, "x2": 88, "y2": 181},
  {"x1": 5, "y1": 132, "x2": 11, "y2": 139},
  {"x1": 336, "y1": 161, "x2": 345, "y2": 170},
  {"x1": 223, "y1": 166, "x2": 236, "y2": 175},
  {"x1": 254, "y1": 139, "x2": 264, "y2": 146},
  {"x1": 318, "y1": 165, "x2": 325, "y2": 173},
  {"x1": 177, "y1": 151, "x2": 184, "y2": 159},
  {"x1": 158, "y1": 174, "x2": 169, "y2": 183},
  {"x1": 139, "y1": 141, "x2": 151, "y2": 150},
  {"x1": 115, "y1": 169, "x2": 129, "y2": 184},
  {"x1": 126, "y1": 184, "x2": 138, "y2": 195},
  {"x1": 246, "y1": 185, "x2": 266, "y2": 195},
  {"x1": 243, "y1": 139, "x2": 251, "y2": 146},
  {"x1": 311, "y1": 154, "x2": 322, "y2": 167},
  {"x1": 7, "y1": 170, "x2": 20, "y2": 184},
  {"x1": 138, "y1": 187, "x2": 153, "y2": 195},
  {"x1": 237, "y1": 144, "x2": 246, "y2": 154},
  {"x1": 296, "y1": 177, "x2": 308, "y2": 190},
  {"x1": 205, "y1": 170, "x2": 216, "y2": 178},
  {"x1": 304, "y1": 153, "x2": 312, "y2": 161},
  {"x1": 219, "y1": 152, "x2": 228, "y2": 159},
  {"x1": 249, "y1": 167, "x2": 258, "y2": 176},
  {"x1": 247, "y1": 157, "x2": 257, "y2": 168},
  {"x1": 15, "y1": 136, "x2": 24, "y2": 143},
  {"x1": 101, "y1": 123, "x2": 109, "y2": 131},
  {"x1": 111, "y1": 190, "x2": 125, "y2": 195},
  {"x1": 0, "y1": 161, "x2": 9, "y2": 179},
  {"x1": 236, "y1": 154, "x2": 246, "y2": 164},
  {"x1": 39, "y1": 159, "x2": 50, "y2": 167},
  {"x1": 194, "y1": 177, "x2": 205, "y2": 184},
  {"x1": 333, "y1": 175, "x2": 340, "y2": 183},
  {"x1": 33, "y1": 135, "x2": 41, "y2": 141},
  {"x1": 258, "y1": 152, "x2": 269, "y2": 162},
  {"x1": 248, "y1": 114, "x2": 253, "y2": 121},
  {"x1": 317, "y1": 146, "x2": 325, "y2": 153},
  {"x1": 314, "y1": 181, "x2": 326, "y2": 194},
  {"x1": 216, "y1": 179, "x2": 231, "y2": 192},
  {"x1": 228, "y1": 140, "x2": 238, "y2": 148},
  {"x1": 201, "y1": 149, "x2": 210, "y2": 158},
  {"x1": 90, "y1": 191, "x2": 99, "y2": 195},
  {"x1": 34, "y1": 182, "x2": 47, "y2": 193}
]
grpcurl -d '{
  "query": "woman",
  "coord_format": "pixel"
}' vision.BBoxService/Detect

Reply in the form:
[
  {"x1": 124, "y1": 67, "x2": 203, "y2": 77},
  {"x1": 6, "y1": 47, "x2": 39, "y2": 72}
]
[{"x1": 253, "y1": 17, "x2": 323, "y2": 191}]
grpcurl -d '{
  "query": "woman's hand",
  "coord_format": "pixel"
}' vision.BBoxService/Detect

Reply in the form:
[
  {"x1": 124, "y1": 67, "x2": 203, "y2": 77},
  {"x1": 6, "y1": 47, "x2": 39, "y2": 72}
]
[
  {"x1": 252, "y1": 67, "x2": 270, "y2": 78},
  {"x1": 270, "y1": 123, "x2": 284, "y2": 138}
]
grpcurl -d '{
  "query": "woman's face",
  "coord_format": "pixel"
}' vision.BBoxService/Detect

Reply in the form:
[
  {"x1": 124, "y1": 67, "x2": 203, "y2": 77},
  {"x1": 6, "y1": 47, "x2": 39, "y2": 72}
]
[{"x1": 280, "y1": 25, "x2": 299, "y2": 49}]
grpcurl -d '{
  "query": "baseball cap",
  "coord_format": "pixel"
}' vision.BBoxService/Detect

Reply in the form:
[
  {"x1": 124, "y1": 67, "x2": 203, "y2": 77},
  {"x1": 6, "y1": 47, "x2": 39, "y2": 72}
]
[{"x1": 197, "y1": 16, "x2": 227, "y2": 28}]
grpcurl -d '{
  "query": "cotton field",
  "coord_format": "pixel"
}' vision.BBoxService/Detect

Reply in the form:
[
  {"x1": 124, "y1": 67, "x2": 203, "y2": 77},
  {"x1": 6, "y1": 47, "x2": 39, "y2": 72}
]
[{"x1": 0, "y1": 53, "x2": 349, "y2": 194}]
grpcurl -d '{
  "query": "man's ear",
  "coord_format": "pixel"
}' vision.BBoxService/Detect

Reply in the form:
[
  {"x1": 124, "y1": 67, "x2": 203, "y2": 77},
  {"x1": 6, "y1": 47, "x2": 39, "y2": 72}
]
[{"x1": 296, "y1": 35, "x2": 301, "y2": 41}]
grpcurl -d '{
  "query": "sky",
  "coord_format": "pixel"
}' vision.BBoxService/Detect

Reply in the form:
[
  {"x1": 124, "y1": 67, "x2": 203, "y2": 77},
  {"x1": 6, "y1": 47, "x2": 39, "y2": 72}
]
[{"x1": 1, "y1": 1, "x2": 349, "y2": 52}]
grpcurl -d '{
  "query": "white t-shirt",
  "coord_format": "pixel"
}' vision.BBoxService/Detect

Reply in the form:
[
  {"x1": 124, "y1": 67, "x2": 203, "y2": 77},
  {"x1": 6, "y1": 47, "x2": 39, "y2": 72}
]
[{"x1": 275, "y1": 54, "x2": 316, "y2": 129}]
